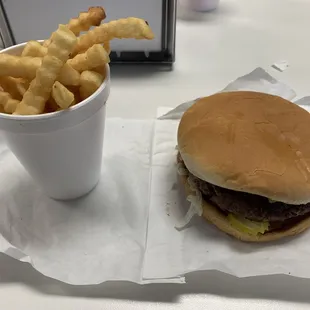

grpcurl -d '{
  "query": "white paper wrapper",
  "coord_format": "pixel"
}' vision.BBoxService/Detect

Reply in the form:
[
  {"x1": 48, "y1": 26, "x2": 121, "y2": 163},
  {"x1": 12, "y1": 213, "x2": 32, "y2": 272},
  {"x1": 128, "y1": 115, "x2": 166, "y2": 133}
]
[
  {"x1": 0, "y1": 67, "x2": 308, "y2": 285},
  {"x1": 143, "y1": 68, "x2": 310, "y2": 281},
  {"x1": 0, "y1": 119, "x2": 154, "y2": 285},
  {"x1": 159, "y1": 67, "x2": 296, "y2": 120}
]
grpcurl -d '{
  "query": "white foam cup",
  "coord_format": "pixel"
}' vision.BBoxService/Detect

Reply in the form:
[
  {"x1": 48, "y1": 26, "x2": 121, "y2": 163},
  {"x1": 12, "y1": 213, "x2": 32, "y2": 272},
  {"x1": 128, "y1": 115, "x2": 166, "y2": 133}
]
[{"x1": 0, "y1": 43, "x2": 110, "y2": 200}]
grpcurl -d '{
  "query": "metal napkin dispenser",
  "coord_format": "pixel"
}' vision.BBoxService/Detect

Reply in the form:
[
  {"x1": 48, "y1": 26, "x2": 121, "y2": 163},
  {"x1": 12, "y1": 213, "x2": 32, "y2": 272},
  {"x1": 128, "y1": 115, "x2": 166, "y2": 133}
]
[{"x1": 0, "y1": 0, "x2": 176, "y2": 64}]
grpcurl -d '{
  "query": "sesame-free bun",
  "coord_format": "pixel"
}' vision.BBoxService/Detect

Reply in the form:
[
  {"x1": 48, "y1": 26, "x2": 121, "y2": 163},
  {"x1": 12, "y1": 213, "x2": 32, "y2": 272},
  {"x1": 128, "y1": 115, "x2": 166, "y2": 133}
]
[{"x1": 177, "y1": 91, "x2": 310, "y2": 205}]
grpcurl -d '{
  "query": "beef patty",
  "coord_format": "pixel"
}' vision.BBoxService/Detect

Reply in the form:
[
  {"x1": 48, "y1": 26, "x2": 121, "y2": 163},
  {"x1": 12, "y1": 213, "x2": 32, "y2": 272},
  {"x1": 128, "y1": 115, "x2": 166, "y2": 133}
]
[
  {"x1": 190, "y1": 173, "x2": 310, "y2": 222},
  {"x1": 177, "y1": 154, "x2": 310, "y2": 222}
]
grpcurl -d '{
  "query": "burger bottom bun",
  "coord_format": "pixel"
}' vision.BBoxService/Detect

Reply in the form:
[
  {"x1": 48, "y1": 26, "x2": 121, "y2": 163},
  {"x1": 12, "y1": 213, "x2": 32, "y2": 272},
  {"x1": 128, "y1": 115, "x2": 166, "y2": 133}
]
[{"x1": 179, "y1": 170, "x2": 310, "y2": 243}]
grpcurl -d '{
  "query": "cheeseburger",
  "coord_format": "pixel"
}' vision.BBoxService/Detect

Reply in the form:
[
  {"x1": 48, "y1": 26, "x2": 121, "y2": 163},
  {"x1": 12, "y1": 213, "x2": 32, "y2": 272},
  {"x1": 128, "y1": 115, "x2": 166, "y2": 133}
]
[{"x1": 177, "y1": 91, "x2": 310, "y2": 242}]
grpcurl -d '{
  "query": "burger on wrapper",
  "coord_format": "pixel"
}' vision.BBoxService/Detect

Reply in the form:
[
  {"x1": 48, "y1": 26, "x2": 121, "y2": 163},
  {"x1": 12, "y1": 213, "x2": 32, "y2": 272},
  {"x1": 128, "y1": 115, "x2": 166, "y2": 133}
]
[{"x1": 177, "y1": 91, "x2": 310, "y2": 242}]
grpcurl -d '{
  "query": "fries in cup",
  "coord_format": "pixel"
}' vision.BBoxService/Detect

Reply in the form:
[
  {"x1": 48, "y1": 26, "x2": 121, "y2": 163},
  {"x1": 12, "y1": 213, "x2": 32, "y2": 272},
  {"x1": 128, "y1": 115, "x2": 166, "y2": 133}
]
[
  {"x1": 0, "y1": 54, "x2": 80, "y2": 86},
  {"x1": 22, "y1": 40, "x2": 47, "y2": 57},
  {"x1": 52, "y1": 81, "x2": 75, "y2": 109},
  {"x1": 43, "y1": 6, "x2": 106, "y2": 47},
  {"x1": 72, "y1": 17, "x2": 154, "y2": 55},
  {"x1": 14, "y1": 24, "x2": 77, "y2": 115},
  {"x1": 68, "y1": 44, "x2": 110, "y2": 72},
  {"x1": 93, "y1": 65, "x2": 107, "y2": 78},
  {"x1": 0, "y1": 7, "x2": 154, "y2": 116},
  {"x1": 0, "y1": 91, "x2": 20, "y2": 114},
  {"x1": 0, "y1": 55, "x2": 41, "y2": 80},
  {"x1": 0, "y1": 76, "x2": 29, "y2": 100},
  {"x1": 79, "y1": 70, "x2": 104, "y2": 100}
]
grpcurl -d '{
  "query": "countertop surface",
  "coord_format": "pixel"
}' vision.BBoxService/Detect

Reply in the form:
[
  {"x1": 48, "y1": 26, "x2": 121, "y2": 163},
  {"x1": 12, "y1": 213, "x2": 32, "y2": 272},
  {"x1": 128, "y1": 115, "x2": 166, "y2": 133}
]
[{"x1": 2, "y1": 0, "x2": 310, "y2": 309}]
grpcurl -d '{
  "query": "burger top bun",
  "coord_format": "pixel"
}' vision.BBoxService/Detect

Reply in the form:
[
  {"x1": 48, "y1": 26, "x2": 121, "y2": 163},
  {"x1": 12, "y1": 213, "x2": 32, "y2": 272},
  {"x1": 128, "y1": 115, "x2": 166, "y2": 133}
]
[{"x1": 177, "y1": 91, "x2": 310, "y2": 205}]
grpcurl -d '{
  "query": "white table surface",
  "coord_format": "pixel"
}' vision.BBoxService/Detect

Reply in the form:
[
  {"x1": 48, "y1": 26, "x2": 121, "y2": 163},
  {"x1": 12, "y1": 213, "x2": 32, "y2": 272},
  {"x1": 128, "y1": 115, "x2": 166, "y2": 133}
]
[{"x1": 2, "y1": 0, "x2": 310, "y2": 309}]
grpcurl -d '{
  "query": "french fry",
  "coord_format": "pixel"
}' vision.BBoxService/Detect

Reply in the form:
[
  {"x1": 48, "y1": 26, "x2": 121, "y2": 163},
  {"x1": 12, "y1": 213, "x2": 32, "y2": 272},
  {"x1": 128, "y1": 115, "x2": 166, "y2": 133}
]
[
  {"x1": 21, "y1": 42, "x2": 109, "y2": 75},
  {"x1": 0, "y1": 55, "x2": 41, "y2": 80},
  {"x1": 14, "y1": 79, "x2": 29, "y2": 98},
  {"x1": 0, "y1": 54, "x2": 80, "y2": 86},
  {"x1": 0, "y1": 77, "x2": 29, "y2": 100},
  {"x1": 58, "y1": 63, "x2": 80, "y2": 86},
  {"x1": 14, "y1": 25, "x2": 77, "y2": 115},
  {"x1": 72, "y1": 17, "x2": 154, "y2": 56},
  {"x1": 79, "y1": 70, "x2": 104, "y2": 100},
  {"x1": 0, "y1": 91, "x2": 20, "y2": 114},
  {"x1": 52, "y1": 81, "x2": 75, "y2": 109},
  {"x1": 43, "y1": 7, "x2": 106, "y2": 47},
  {"x1": 67, "y1": 44, "x2": 109, "y2": 72},
  {"x1": 105, "y1": 41, "x2": 111, "y2": 54},
  {"x1": 21, "y1": 40, "x2": 47, "y2": 57},
  {"x1": 93, "y1": 64, "x2": 107, "y2": 77}
]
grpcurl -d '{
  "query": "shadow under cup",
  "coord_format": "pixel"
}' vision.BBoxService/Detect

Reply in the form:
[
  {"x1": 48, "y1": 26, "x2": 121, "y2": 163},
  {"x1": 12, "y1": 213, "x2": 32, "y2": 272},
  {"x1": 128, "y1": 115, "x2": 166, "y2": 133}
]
[{"x1": 0, "y1": 43, "x2": 111, "y2": 200}]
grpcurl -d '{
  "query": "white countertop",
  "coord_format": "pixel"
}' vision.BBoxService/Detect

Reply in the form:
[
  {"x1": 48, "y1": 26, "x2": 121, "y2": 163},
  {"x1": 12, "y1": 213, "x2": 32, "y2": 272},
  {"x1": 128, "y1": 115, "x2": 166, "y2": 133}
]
[
  {"x1": 108, "y1": 0, "x2": 310, "y2": 119},
  {"x1": 2, "y1": 0, "x2": 310, "y2": 309}
]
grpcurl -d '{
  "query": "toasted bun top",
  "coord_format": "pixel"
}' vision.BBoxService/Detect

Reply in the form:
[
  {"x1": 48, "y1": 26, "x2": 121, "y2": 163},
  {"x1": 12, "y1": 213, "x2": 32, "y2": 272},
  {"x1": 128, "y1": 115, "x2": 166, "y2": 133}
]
[{"x1": 177, "y1": 91, "x2": 310, "y2": 205}]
